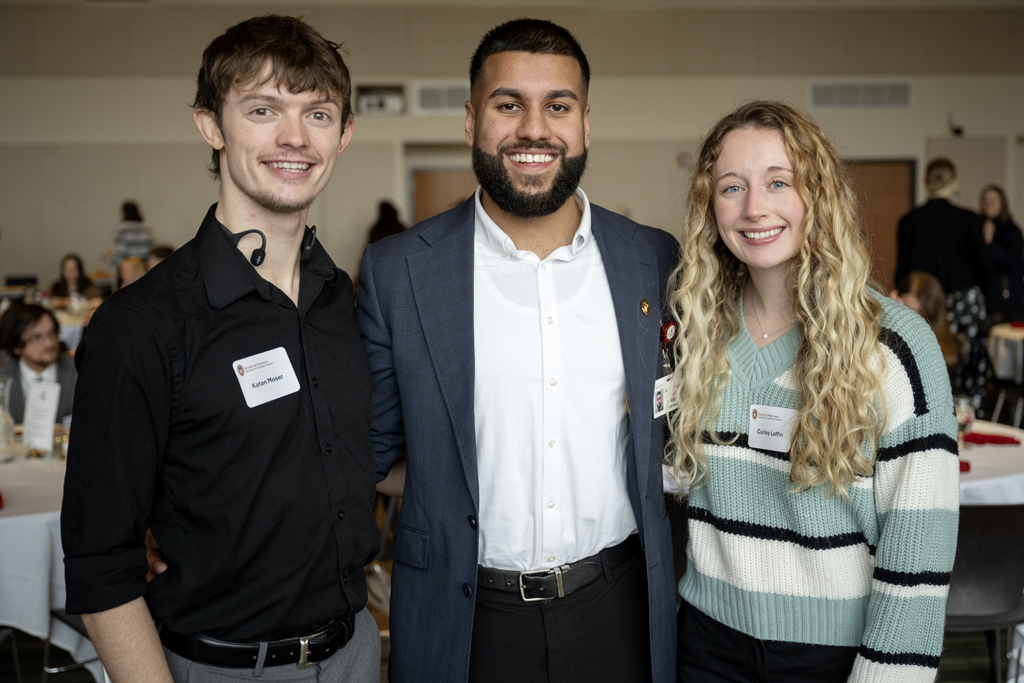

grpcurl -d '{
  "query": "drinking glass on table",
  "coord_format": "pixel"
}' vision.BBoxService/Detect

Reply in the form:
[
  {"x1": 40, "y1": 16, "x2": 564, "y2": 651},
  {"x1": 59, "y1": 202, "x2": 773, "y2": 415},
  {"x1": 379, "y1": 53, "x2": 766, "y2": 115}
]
[{"x1": 954, "y1": 395, "x2": 975, "y2": 445}]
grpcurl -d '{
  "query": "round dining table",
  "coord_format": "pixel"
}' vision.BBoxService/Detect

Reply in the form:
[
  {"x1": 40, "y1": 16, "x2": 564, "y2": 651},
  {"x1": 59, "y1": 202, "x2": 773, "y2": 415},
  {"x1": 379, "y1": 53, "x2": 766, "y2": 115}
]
[
  {"x1": 0, "y1": 458, "x2": 104, "y2": 682},
  {"x1": 959, "y1": 420, "x2": 1024, "y2": 505}
]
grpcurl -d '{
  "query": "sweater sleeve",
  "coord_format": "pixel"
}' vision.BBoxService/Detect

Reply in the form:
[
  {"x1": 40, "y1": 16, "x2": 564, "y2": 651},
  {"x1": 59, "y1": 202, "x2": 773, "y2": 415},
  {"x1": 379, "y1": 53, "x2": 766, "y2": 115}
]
[{"x1": 848, "y1": 314, "x2": 959, "y2": 683}]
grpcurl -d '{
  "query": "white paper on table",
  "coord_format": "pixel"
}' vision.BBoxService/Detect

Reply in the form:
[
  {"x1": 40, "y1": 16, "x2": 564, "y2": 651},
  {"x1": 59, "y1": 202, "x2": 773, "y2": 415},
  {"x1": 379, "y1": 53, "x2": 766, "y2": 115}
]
[{"x1": 23, "y1": 380, "x2": 60, "y2": 451}]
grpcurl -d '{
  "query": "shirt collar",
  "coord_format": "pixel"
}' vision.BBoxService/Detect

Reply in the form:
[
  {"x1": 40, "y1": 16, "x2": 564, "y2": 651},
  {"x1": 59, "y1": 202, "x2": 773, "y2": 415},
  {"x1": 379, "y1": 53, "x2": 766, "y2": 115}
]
[
  {"x1": 20, "y1": 358, "x2": 56, "y2": 382},
  {"x1": 194, "y1": 203, "x2": 341, "y2": 311},
  {"x1": 473, "y1": 186, "x2": 592, "y2": 260}
]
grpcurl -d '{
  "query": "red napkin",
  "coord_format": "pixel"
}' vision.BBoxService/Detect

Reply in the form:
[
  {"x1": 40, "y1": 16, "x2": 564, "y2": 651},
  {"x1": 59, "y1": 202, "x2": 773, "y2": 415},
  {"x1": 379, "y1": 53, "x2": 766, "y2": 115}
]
[
  {"x1": 0, "y1": 489, "x2": 4, "y2": 509},
  {"x1": 960, "y1": 461, "x2": 971, "y2": 473},
  {"x1": 963, "y1": 432, "x2": 1021, "y2": 445},
  {"x1": 1011, "y1": 322, "x2": 1024, "y2": 328}
]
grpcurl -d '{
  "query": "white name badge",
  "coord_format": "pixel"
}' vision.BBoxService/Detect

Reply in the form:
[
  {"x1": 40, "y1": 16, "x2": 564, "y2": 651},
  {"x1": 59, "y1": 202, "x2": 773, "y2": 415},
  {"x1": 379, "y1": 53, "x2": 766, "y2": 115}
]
[
  {"x1": 24, "y1": 380, "x2": 61, "y2": 451},
  {"x1": 653, "y1": 375, "x2": 679, "y2": 418},
  {"x1": 231, "y1": 347, "x2": 300, "y2": 408},
  {"x1": 748, "y1": 404, "x2": 798, "y2": 453}
]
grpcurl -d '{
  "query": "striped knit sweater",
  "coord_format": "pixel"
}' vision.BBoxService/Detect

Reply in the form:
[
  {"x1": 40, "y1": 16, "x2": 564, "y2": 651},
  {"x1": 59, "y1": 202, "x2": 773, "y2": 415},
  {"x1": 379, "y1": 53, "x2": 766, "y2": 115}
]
[{"x1": 678, "y1": 292, "x2": 959, "y2": 683}]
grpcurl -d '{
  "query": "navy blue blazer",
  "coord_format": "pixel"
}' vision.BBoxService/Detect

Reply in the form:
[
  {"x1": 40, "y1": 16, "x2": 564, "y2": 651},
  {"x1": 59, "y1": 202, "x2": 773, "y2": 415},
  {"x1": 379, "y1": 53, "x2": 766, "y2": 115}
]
[{"x1": 357, "y1": 197, "x2": 679, "y2": 682}]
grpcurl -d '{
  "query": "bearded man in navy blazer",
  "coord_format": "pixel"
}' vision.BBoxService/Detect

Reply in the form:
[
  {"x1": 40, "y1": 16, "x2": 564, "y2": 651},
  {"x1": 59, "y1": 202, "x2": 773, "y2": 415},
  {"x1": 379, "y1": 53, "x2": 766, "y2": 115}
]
[{"x1": 358, "y1": 19, "x2": 678, "y2": 683}]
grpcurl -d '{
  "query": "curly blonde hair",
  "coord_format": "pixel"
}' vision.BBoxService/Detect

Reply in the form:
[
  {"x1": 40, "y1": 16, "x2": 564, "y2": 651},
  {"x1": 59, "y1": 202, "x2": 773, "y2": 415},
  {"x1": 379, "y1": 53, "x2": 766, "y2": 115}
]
[{"x1": 667, "y1": 100, "x2": 884, "y2": 497}]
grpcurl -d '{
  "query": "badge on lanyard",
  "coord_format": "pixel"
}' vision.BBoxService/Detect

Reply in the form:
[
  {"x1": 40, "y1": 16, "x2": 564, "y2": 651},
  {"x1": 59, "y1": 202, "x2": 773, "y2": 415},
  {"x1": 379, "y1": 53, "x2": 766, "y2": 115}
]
[
  {"x1": 653, "y1": 320, "x2": 679, "y2": 418},
  {"x1": 747, "y1": 404, "x2": 798, "y2": 452},
  {"x1": 232, "y1": 347, "x2": 301, "y2": 408}
]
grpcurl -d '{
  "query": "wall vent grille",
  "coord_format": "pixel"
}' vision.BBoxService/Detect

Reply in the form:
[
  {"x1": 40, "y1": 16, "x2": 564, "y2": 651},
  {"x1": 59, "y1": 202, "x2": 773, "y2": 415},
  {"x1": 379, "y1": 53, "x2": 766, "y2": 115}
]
[
  {"x1": 810, "y1": 82, "x2": 911, "y2": 109},
  {"x1": 414, "y1": 81, "x2": 471, "y2": 116}
]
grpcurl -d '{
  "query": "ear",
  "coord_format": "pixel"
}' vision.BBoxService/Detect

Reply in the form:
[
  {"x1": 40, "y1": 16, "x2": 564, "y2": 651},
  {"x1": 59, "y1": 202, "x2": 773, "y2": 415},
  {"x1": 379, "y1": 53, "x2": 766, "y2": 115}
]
[
  {"x1": 583, "y1": 103, "x2": 591, "y2": 150},
  {"x1": 336, "y1": 117, "x2": 355, "y2": 158},
  {"x1": 193, "y1": 109, "x2": 225, "y2": 151},
  {"x1": 465, "y1": 99, "x2": 476, "y2": 148}
]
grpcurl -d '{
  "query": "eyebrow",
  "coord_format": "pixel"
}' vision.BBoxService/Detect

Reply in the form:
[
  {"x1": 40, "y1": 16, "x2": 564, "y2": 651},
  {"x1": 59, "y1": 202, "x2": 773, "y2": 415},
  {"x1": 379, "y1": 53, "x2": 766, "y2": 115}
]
[
  {"x1": 237, "y1": 93, "x2": 339, "y2": 108},
  {"x1": 714, "y1": 166, "x2": 794, "y2": 182},
  {"x1": 487, "y1": 87, "x2": 579, "y2": 102}
]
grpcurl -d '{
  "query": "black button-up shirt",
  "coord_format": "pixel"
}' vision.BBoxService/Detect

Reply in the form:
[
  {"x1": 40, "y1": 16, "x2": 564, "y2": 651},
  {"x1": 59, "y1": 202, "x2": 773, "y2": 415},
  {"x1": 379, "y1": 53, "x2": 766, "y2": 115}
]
[{"x1": 62, "y1": 205, "x2": 379, "y2": 642}]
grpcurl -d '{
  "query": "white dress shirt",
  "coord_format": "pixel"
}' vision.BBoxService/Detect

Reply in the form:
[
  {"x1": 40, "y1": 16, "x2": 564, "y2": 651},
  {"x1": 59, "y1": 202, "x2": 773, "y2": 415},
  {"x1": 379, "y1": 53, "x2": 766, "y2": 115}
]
[
  {"x1": 473, "y1": 186, "x2": 638, "y2": 571},
  {"x1": 19, "y1": 358, "x2": 57, "y2": 404}
]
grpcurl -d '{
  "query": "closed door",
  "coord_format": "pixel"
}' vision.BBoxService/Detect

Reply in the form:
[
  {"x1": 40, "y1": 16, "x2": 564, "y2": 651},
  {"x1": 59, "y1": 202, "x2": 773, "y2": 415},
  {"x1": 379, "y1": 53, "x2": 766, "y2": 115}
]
[{"x1": 846, "y1": 160, "x2": 915, "y2": 291}]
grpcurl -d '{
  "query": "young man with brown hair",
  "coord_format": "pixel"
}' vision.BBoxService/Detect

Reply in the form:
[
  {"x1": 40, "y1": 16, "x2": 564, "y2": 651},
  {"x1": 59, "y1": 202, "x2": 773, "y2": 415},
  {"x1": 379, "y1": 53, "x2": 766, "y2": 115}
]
[{"x1": 61, "y1": 15, "x2": 380, "y2": 683}]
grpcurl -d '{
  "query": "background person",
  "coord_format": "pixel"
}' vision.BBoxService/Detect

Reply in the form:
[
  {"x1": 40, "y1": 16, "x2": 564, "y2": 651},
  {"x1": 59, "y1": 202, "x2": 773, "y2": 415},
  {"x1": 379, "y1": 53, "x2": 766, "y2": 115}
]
[
  {"x1": 147, "y1": 244, "x2": 175, "y2": 270},
  {"x1": 979, "y1": 183, "x2": 1023, "y2": 321},
  {"x1": 112, "y1": 200, "x2": 155, "y2": 276},
  {"x1": 117, "y1": 255, "x2": 147, "y2": 288},
  {"x1": 50, "y1": 253, "x2": 103, "y2": 311},
  {"x1": 0, "y1": 304, "x2": 77, "y2": 423},
  {"x1": 895, "y1": 157, "x2": 990, "y2": 296},
  {"x1": 667, "y1": 101, "x2": 958, "y2": 682},
  {"x1": 891, "y1": 271, "x2": 964, "y2": 369}
]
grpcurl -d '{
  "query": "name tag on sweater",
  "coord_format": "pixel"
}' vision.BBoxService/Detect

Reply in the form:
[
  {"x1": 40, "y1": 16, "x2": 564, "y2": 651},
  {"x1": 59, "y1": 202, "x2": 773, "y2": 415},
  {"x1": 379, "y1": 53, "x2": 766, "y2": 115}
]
[
  {"x1": 748, "y1": 404, "x2": 797, "y2": 452},
  {"x1": 232, "y1": 347, "x2": 300, "y2": 408}
]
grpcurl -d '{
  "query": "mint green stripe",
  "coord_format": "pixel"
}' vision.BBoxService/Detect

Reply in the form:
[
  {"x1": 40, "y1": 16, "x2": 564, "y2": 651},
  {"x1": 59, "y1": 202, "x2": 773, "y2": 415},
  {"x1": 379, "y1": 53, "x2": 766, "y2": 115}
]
[
  {"x1": 875, "y1": 508, "x2": 958, "y2": 573},
  {"x1": 679, "y1": 571, "x2": 868, "y2": 647},
  {"x1": 862, "y1": 591, "x2": 947, "y2": 656}
]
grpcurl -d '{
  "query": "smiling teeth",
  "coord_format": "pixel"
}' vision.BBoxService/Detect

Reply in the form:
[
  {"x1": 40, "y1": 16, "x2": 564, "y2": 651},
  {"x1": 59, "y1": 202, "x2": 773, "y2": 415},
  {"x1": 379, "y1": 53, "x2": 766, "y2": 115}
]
[
  {"x1": 268, "y1": 161, "x2": 310, "y2": 171},
  {"x1": 743, "y1": 227, "x2": 783, "y2": 240},
  {"x1": 509, "y1": 153, "x2": 555, "y2": 163}
]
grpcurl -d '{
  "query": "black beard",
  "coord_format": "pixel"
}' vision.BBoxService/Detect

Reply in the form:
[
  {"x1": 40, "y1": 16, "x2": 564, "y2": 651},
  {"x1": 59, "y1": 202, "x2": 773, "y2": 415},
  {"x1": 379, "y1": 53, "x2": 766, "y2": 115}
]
[{"x1": 472, "y1": 144, "x2": 588, "y2": 219}]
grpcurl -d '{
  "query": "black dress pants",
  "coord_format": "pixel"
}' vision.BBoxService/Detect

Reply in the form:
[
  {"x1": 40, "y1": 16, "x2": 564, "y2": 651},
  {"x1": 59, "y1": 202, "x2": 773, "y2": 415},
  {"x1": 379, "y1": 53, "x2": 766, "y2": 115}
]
[
  {"x1": 468, "y1": 546, "x2": 652, "y2": 683},
  {"x1": 676, "y1": 601, "x2": 858, "y2": 683}
]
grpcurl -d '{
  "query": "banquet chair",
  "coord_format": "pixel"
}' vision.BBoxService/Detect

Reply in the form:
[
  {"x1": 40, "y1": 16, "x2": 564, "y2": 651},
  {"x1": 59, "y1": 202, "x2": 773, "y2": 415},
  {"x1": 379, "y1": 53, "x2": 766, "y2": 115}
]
[
  {"x1": 41, "y1": 609, "x2": 99, "y2": 680},
  {"x1": 945, "y1": 504, "x2": 1024, "y2": 683},
  {"x1": 0, "y1": 627, "x2": 23, "y2": 683}
]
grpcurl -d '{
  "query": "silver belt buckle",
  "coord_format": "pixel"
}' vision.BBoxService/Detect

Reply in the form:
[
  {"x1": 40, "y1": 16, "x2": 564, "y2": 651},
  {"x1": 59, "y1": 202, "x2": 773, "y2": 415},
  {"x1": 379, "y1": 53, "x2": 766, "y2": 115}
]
[
  {"x1": 296, "y1": 627, "x2": 328, "y2": 668},
  {"x1": 518, "y1": 564, "x2": 571, "y2": 602}
]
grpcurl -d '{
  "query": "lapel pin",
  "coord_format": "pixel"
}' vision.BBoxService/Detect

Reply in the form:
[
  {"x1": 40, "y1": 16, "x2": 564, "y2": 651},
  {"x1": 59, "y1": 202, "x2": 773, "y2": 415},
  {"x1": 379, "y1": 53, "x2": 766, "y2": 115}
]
[{"x1": 641, "y1": 300, "x2": 650, "y2": 316}]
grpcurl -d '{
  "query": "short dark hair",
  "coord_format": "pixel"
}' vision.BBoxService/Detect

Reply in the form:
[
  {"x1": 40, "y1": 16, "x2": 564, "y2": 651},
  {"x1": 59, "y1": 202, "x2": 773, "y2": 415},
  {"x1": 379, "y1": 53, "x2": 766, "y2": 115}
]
[
  {"x1": 0, "y1": 304, "x2": 59, "y2": 357},
  {"x1": 193, "y1": 15, "x2": 352, "y2": 178},
  {"x1": 121, "y1": 201, "x2": 143, "y2": 222},
  {"x1": 148, "y1": 245, "x2": 175, "y2": 262},
  {"x1": 470, "y1": 18, "x2": 590, "y2": 96}
]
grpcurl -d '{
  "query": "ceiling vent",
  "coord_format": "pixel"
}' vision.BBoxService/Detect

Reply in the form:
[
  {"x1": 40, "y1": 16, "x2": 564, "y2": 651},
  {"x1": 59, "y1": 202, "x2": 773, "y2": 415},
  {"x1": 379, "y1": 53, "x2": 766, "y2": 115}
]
[
  {"x1": 810, "y1": 82, "x2": 911, "y2": 109},
  {"x1": 414, "y1": 81, "x2": 471, "y2": 116}
]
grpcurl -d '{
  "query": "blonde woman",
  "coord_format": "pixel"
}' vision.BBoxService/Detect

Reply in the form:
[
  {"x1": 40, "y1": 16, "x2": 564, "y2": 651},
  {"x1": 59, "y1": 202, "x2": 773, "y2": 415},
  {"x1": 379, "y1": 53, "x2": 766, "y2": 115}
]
[{"x1": 667, "y1": 101, "x2": 958, "y2": 682}]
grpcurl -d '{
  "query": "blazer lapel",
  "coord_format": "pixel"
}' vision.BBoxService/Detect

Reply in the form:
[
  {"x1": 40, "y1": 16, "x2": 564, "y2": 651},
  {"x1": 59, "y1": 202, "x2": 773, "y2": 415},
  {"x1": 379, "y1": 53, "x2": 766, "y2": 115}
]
[
  {"x1": 592, "y1": 214, "x2": 663, "y2": 505},
  {"x1": 406, "y1": 200, "x2": 480, "y2": 507}
]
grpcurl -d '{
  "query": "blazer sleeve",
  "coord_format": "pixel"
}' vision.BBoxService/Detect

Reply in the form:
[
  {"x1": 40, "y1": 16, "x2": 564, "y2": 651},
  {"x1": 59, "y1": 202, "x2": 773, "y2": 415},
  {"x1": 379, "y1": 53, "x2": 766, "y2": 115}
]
[{"x1": 356, "y1": 243, "x2": 408, "y2": 481}]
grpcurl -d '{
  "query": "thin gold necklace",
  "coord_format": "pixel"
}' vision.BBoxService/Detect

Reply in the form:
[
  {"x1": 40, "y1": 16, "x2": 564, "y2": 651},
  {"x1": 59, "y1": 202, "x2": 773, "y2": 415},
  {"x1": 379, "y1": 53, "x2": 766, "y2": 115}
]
[{"x1": 748, "y1": 297, "x2": 795, "y2": 341}]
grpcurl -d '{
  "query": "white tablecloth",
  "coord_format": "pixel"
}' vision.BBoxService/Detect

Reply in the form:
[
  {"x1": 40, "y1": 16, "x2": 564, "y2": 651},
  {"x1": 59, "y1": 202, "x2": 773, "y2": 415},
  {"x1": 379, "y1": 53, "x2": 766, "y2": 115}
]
[
  {"x1": 0, "y1": 459, "x2": 102, "y2": 681},
  {"x1": 959, "y1": 420, "x2": 1024, "y2": 505}
]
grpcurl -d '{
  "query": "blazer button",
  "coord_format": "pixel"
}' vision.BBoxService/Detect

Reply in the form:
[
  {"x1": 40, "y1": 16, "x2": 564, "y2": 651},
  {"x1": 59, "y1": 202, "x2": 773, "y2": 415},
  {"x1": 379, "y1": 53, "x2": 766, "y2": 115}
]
[
  {"x1": 463, "y1": 583, "x2": 473, "y2": 598},
  {"x1": 468, "y1": 515, "x2": 477, "y2": 530}
]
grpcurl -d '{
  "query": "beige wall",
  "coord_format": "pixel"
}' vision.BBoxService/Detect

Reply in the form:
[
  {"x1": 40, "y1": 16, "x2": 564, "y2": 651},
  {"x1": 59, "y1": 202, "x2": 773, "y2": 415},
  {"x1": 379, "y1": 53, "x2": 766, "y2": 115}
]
[{"x1": 1, "y1": 5, "x2": 1023, "y2": 283}]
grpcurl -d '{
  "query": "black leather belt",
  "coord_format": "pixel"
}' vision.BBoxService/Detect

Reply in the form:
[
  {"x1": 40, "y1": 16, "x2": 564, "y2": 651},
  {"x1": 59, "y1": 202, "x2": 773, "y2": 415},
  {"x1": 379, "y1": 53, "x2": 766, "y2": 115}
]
[
  {"x1": 160, "y1": 614, "x2": 356, "y2": 669},
  {"x1": 477, "y1": 535, "x2": 641, "y2": 602}
]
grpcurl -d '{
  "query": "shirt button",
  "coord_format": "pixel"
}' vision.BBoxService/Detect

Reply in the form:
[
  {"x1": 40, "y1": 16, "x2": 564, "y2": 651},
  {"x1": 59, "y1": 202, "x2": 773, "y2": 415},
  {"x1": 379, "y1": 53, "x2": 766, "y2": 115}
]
[
  {"x1": 546, "y1": 316, "x2": 554, "y2": 325},
  {"x1": 547, "y1": 555, "x2": 556, "y2": 562},
  {"x1": 548, "y1": 440, "x2": 556, "y2": 448},
  {"x1": 312, "y1": 377, "x2": 318, "y2": 387},
  {"x1": 342, "y1": 575, "x2": 348, "y2": 585},
  {"x1": 540, "y1": 263, "x2": 548, "y2": 271},
  {"x1": 547, "y1": 501, "x2": 555, "y2": 508},
  {"x1": 326, "y1": 443, "x2": 333, "y2": 452},
  {"x1": 463, "y1": 583, "x2": 473, "y2": 598},
  {"x1": 468, "y1": 515, "x2": 477, "y2": 530},
  {"x1": 549, "y1": 378, "x2": 557, "y2": 386},
  {"x1": 337, "y1": 510, "x2": 345, "y2": 520}
]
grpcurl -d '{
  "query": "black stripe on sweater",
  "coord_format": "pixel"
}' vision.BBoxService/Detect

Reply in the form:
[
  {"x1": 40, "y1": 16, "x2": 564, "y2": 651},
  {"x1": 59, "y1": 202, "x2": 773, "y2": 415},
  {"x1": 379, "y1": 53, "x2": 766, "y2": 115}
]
[
  {"x1": 688, "y1": 505, "x2": 869, "y2": 551},
  {"x1": 879, "y1": 328, "x2": 928, "y2": 417},
  {"x1": 873, "y1": 566, "x2": 951, "y2": 587},
  {"x1": 876, "y1": 434, "x2": 958, "y2": 462},
  {"x1": 858, "y1": 645, "x2": 940, "y2": 669}
]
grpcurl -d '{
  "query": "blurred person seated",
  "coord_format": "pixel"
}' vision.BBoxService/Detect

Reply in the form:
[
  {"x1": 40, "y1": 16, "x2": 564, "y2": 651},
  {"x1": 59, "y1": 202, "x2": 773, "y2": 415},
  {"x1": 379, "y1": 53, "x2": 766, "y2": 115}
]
[
  {"x1": 890, "y1": 271, "x2": 965, "y2": 368},
  {"x1": 367, "y1": 200, "x2": 406, "y2": 244},
  {"x1": 980, "y1": 184, "x2": 1023, "y2": 322},
  {"x1": 0, "y1": 304, "x2": 76, "y2": 423},
  {"x1": 118, "y1": 256, "x2": 147, "y2": 288},
  {"x1": 146, "y1": 244, "x2": 174, "y2": 270},
  {"x1": 50, "y1": 253, "x2": 103, "y2": 312}
]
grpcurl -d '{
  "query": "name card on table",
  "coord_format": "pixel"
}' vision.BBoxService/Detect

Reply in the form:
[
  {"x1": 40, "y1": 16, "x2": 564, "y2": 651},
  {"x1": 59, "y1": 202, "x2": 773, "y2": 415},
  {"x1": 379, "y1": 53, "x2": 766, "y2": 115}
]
[{"x1": 24, "y1": 381, "x2": 60, "y2": 452}]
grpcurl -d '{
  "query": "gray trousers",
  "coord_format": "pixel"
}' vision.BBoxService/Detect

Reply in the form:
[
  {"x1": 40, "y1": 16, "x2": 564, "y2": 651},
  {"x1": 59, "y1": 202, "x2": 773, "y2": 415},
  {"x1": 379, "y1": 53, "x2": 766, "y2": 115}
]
[{"x1": 164, "y1": 608, "x2": 380, "y2": 683}]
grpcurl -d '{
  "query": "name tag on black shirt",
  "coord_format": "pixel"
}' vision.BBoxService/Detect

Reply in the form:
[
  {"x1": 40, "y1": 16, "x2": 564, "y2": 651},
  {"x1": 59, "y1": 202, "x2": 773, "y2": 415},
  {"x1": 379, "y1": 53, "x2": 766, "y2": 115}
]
[{"x1": 232, "y1": 347, "x2": 300, "y2": 408}]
